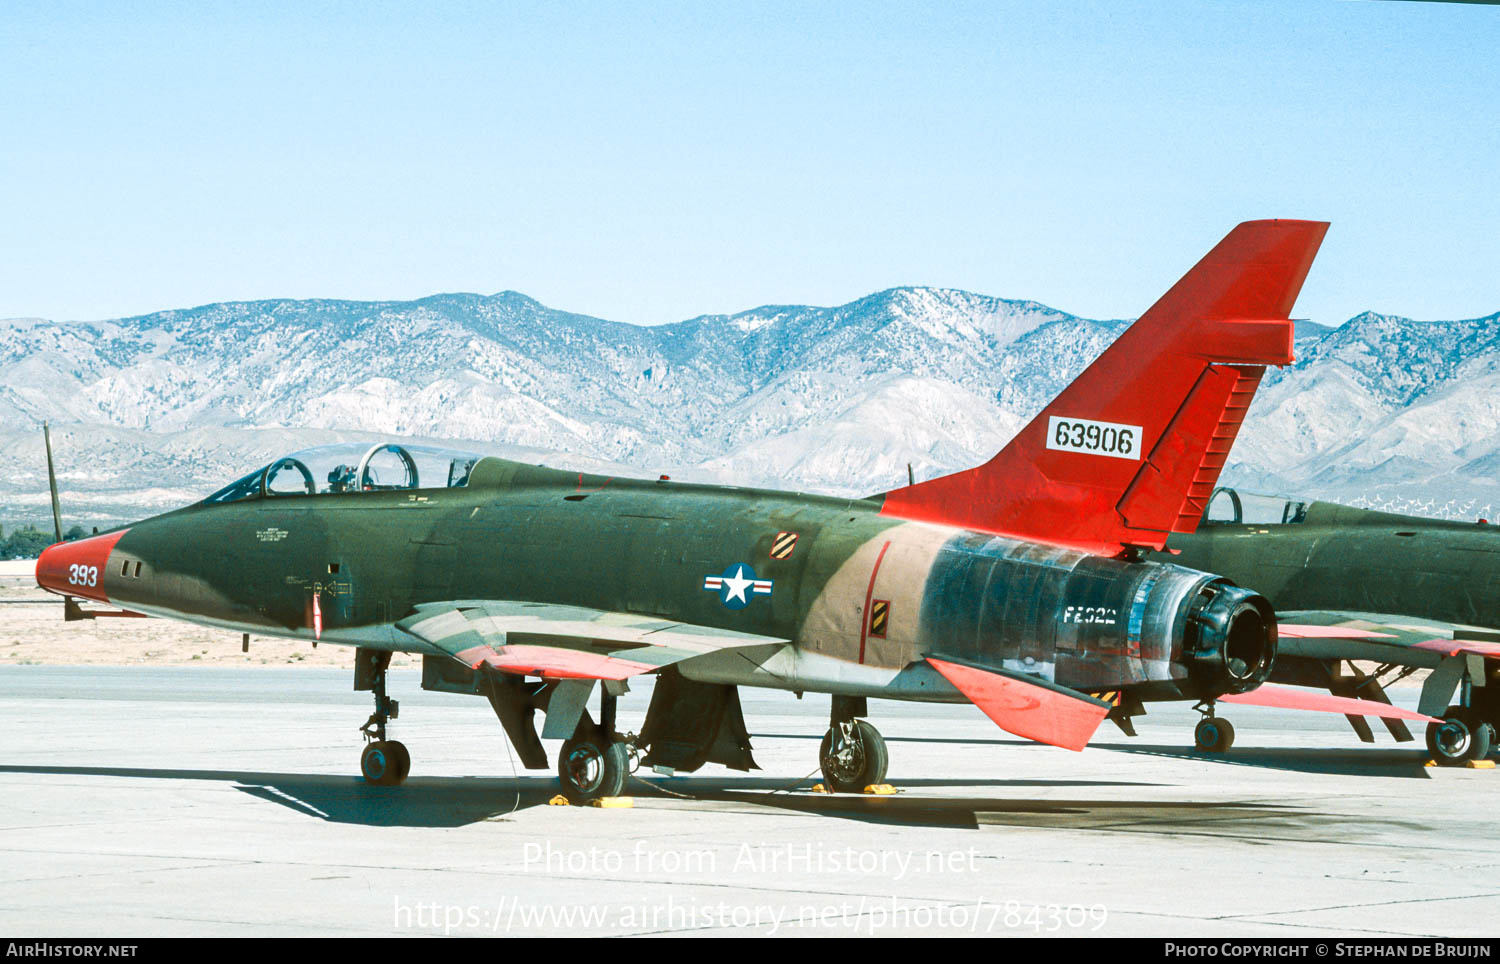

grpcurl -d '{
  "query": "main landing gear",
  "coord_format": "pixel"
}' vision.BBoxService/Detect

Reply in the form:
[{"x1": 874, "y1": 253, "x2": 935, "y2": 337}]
[
  {"x1": 1425, "y1": 705, "x2": 1495, "y2": 767},
  {"x1": 1193, "y1": 702, "x2": 1235, "y2": 753},
  {"x1": 818, "y1": 695, "x2": 889, "y2": 792},
  {"x1": 557, "y1": 688, "x2": 631, "y2": 804},
  {"x1": 357, "y1": 649, "x2": 410, "y2": 786}
]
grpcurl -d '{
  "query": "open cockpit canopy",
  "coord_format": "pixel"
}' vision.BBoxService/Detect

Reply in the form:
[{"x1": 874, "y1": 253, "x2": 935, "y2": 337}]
[
  {"x1": 202, "y1": 442, "x2": 483, "y2": 505},
  {"x1": 1202, "y1": 486, "x2": 1310, "y2": 526}
]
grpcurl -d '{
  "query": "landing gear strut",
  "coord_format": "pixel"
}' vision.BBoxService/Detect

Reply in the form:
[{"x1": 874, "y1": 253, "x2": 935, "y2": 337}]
[
  {"x1": 1193, "y1": 702, "x2": 1235, "y2": 753},
  {"x1": 819, "y1": 695, "x2": 888, "y2": 792},
  {"x1": 557, "y1": 688, "x2": 630, "y2": 804},
  {"x1": 357, "y1": 649, "x2": 410, "y2": 786}
]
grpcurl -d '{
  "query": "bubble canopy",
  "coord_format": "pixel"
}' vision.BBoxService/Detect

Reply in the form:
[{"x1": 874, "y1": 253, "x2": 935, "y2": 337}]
[
  {"x1": 1202, "y1": 487, "x2": 1309, "y2": 526},
  {"x1": 202, "y1": 442, "x2": 482, "y2": 505}
]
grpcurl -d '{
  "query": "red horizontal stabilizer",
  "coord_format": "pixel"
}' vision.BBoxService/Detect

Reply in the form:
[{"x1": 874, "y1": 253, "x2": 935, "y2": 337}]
[
  {"x1": 1277, "y1": 624, "x2": 1396, "y2": 640},
  {"x1": 1412, "y1": 638, "x2": 1500, "y2": 659},
  {"x1": 1221, "y1": 683, "x2": 1439, "y2": 723},
  {"x1": 927, "y1": 657, "x2": 1112, "y2": 751},
  {"x1": 880, "y1": 220, "x2": 1329, "y2": 554}
]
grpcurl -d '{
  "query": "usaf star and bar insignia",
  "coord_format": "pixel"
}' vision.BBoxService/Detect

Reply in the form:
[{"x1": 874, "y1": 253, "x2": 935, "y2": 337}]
[
  {"x1": 703, "y1": 564, "x2": 773, "y2": 610},
  {"x1": 703, "y1": 530, "x2": 799, "y2": 611}
]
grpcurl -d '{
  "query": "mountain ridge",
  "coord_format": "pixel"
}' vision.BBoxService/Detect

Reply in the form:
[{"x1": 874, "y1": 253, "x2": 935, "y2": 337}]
[{"x1": 2, "y1": 287, "x2": 1496, "y2": 526}]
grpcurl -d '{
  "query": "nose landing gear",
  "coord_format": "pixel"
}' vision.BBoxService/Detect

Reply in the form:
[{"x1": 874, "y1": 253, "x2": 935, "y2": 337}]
[{"x1": 356, "y1": 649, "x2": 410, "y2": 786}]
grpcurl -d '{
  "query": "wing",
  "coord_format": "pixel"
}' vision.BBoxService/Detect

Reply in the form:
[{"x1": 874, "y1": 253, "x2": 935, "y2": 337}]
[
  {"x1": 397, "y1": 600, "x2": 787, "y2": 680},
  {"x1": 1276, "y1": 609, "x2": 1500, "y2": 665}
]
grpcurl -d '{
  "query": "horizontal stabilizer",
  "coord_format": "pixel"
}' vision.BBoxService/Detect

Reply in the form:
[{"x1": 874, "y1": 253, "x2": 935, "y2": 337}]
[
  {"x1": 927, "y1": 657, "x2": 1112, "y2": 751},
  {"x1": 1221, "y1": 683, "x2": 1439, "y2": 723}
]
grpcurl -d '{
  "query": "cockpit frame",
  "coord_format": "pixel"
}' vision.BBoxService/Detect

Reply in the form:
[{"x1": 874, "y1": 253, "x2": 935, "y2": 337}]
[{"x1": 203, "y1": 442, "x2": 483, "y2": 507}]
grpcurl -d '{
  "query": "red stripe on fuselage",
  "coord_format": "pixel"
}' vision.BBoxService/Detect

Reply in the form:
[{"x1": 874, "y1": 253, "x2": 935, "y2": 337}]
[{"x1": 858, "y1": 540, "x2": 892, "y2": 664}]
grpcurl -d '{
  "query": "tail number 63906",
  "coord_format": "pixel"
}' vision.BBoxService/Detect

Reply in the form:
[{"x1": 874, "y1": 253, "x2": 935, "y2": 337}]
[
  {"x1": 67, "y1": 564, "x2": 99, "y2": 587},
  {"x1": 1046, "y1": 416, "x2": 1143, "y2": 461}
]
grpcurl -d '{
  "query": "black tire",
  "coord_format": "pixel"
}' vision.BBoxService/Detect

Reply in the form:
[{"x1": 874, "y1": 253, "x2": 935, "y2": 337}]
[
  {"x1": 1194, "y1": 717, "x2": 1235, "y2": 753},
  {"x1": 1426, "y1": 706, "x2": 1475, "y2": 766},
  {"x1": 558, "y1": 730, "x2": 628, "y2": 804},
  {"x1": 386, "y1": 740, "x2": 411, "y2": 784},
  {"x1": 1471, "y1": 722, "x2": 1495, "y2": 762},
  {"x1": 361, "y1": 740, "x2": 402, "y2": 786},
  {"x1": 819, "y1": 720, "x2": 889, "y2": 792}
]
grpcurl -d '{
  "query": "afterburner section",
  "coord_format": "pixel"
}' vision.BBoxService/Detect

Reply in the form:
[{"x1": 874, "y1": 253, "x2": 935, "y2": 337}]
[{"x1": 1181, "y1": 580, "x2": 1276, "y2": 696}]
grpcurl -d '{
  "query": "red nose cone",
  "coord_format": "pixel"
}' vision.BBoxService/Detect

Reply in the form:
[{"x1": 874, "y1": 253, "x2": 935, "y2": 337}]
[{"x1": 35, "y1": 530, "x2": 128, "y2": 603}]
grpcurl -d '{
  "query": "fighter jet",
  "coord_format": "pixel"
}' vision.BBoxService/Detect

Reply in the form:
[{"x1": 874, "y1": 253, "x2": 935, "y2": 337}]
[
  {"x1": 35, "y1": 220, "x2": 1420, "y2": 803},
  {"x1": 1145, "y1": 488, "x2": 1500, "y2": 765}
]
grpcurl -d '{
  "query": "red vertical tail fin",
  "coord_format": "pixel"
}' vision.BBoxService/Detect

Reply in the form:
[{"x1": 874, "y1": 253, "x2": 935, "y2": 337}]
[{"x1": 880, "y1": 219, "x2": 1329, "y2": 555}]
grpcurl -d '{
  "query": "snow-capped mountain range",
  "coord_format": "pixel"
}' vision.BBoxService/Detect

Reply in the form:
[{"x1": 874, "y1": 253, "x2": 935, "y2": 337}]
[{"x1": 2, "y1": 289, "x2": 1497, "y2": 526}]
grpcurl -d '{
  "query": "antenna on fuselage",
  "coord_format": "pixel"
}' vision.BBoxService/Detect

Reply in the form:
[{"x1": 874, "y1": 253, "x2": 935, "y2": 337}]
[
  {"x1": 907, "y1": 463, "x2": 915, "y2": 487},
  {"x1": 42, "y1": 421, "x2": 86, "y2": 620},
  {"x1": 43, "y1": 421, "x2": 63, "y2": 543}
]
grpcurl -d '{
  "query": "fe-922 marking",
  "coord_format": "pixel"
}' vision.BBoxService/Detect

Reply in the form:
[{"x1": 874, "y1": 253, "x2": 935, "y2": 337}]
[{"x1": 1046, "y1": 416, "x2": 1143, "y2": 461}]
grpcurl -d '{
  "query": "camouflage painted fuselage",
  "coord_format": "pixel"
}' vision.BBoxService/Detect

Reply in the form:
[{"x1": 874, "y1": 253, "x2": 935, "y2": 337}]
[
  {"x1": 53, "y1": 457, "x2": 1250, "y2": 703},
  {"x1": 1155, "y1": 500, "x2": 1500, "y2": 632}
]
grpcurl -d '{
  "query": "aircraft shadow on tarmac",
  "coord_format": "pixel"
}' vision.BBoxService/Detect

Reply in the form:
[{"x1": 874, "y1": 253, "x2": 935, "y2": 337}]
[
  {"x1": 1088, "y1": 741, "x2": 1438, "y2": 780},
  {"x1": 0, "y1": 760, "x2": 1430, "y2": 834},
  {"x1": 759, "y1": 730, "x2": 1440, "y2": 780},
  {"x1": 0, "y1": 764, "x2": 1161, "y2": 830}
]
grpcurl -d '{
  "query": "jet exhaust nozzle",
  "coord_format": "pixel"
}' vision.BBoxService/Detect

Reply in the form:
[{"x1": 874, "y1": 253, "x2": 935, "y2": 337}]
[{"x1": 1183, "y1": 580, "x2": 1276, "y2": 697}]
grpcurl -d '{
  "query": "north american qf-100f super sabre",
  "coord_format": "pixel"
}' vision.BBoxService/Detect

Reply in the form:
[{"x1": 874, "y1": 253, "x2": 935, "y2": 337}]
[{"x1": 36, "y1": 220, "x2": 1428, "y2": 803}]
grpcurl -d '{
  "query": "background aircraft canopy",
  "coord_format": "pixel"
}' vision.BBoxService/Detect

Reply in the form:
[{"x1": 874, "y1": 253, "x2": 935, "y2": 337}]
[
  {"x1": 203, "y1": 442, "x2": 481, "y2": 504},
  {"x1": 1204, "y1": 487, "x2": 1309, "y2": 526}
]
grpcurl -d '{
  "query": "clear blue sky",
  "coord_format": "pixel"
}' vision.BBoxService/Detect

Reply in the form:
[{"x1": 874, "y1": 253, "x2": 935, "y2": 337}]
[{"x1": 2, "y1": 1, "x2": 1496, "y2": 327}]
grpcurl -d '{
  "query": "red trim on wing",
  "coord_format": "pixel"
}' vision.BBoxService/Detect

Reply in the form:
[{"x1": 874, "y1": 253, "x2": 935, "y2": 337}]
[
  {"x1": 35, "y1": 530, "x2": 129, "y2": 603},
  {"x1": 1277, "y1": 624, "x2": 1396, "y2": 639},
  {"x1": 1221, "y1": 683, "x2": 1440, "y2": 723},
  {"x1": 455, "y1": 644, "x2": 653, "y2": 681},
  {"x1": 1412, "y1": 638, "x2": 1500, "y2": 659},
  {"x1": 927, "y1": 657, "x2": 1110, "y2": 752}
]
